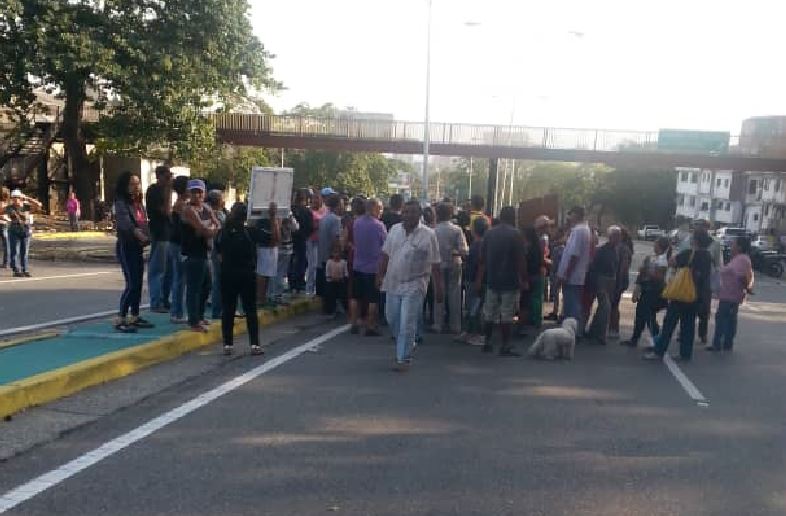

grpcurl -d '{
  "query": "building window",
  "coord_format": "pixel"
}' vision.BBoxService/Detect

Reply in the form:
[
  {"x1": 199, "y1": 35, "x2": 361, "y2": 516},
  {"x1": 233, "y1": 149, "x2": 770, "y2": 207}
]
[
  {"x1": 691, "y1": 173, "x2": 698, "y2": 184},
  {"x1": 765, "y1": 205, "x2": 771, "y2": 216},
  {"x1": 700, "y1": 201, "x2": 709, "y2": 211},
  {"x1": 716, "y1": 178, "x2": 721, "y2": 187},
  {"x1": 725, "y1": 202, "x2": 731, "y2": 211},
  {"x1": 689, "y1": 196, "x2": 696, "y2": 207},
  {"x1": 754, "y1": 213, "x2": 760, "y2": 222},
  {"x1": 680, "y1": 171, "x2": 689, "y2": 182},
  {"x1": 764, "y1": 179, "x2": 770, "y2": 191},
  {"x1": 749, "y1": 180, "x2": 758, "y2": 194},
  {"x1": 716, "y1": 199, "x2": 724, "y2": 209},
  {"x1": 724, "y1": 179, "x2": 730, "y2": 188},
  {"x1": 777, "y1": 179, "x2": 783, "y2": 192}
]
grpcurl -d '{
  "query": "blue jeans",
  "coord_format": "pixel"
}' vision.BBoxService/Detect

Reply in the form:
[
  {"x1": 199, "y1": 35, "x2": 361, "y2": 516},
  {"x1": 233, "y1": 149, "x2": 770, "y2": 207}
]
[
  {"x1": 386, "y1": 291, "x2": 425, "y2": 363},
  {"x1": 148, "y1": 239, "x2": 172, "y2": 309},
  {"x1": 8, "y1": 230, "x2": 30, "y2": 273},
  {"x1": 562, "y1": 284, "x2": 584, "y2": 336},
  {"x1": 185, "y1": 256, "x2": 210, "y2": 326},
  {"x1": 210, "y1": 253, "x2": 222, "y2": 319},
  {"x1": 169, "y1": 243, "x2": 185, "y2": 319},
  {"x1": 654, "y1": 301, "x2": 697, "y2": 359},
  {"x1": 117, "y1": 239, "x2": 144, "y2": 317},
  {"x1": 1, "y1": 226, "x2": 8, "y2": 266},
  {"x1": 712, "y1": 301, "x2": 739, "y2": 350},
  {"x1": 306, "y1": 240, "x2": 319, "y2": 294},
  {"x1": 271, "y1": 250, "x2": 292, "y2": 299}
]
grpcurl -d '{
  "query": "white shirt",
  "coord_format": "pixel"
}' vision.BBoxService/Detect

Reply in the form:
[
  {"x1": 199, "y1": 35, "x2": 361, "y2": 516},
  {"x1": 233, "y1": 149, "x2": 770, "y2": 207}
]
[
  {"x1": 558, "y1": 221, "x2": 591, "y2": 285},
  {"x1": 381, "y1": 222, "x2": 440, "y2": 296},
  {"x1": 434, "y1": 221, "x2": 468, "y2": 269}
]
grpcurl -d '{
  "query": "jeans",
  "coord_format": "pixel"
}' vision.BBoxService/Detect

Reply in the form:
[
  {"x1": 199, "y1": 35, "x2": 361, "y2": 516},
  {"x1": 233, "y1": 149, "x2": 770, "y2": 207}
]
[
  {"x1": 562, "y1": 284, "x2": 585, "y2": 336},
  {"x1": 630, "y1": 290, "x2": 660, "y2": 343},
  {"x1": 1, "y1": 226, "x2": 9, "y2": 266},
  {"x1": 697, "y1": 295, "x2": 711, "y2": 342},
  {"x1": 589, "y1": 275, "x2": 615, "y2": 343},
  {"x1": 148, "y1": 239, "x2": 172, "y2": 309},
  {"x1": 654, "y1": 301, "x2": 697, "y2": 359},
  {"x1": 221, "y1": 269, "x2": 258, "y2": 347},
  {"x1": 306, "y1": 240, "x2": 319, "y2": 294},
  {"x1": 169, "y1": 243, "x2": 186, "y2": 319},
  {"x1": 464, "y1": 284, "x2": 483, "y2": 334},
  {"x1": 8, "y1": 230, "x2": 29, "y2": 273},
  {"x1": 712, "y1": 301, "x2": 739, "y2": 350},
  {"x1": 210, "y1": 253, "x2": 222, "y2": 319},
  {"x1": 289, "y1": 240, "x2": 307, "y2": 292},
  {"x1": 434, "y1": 266, "x2": 463, "y2": 333},
  {"x1": 185, "y1": 256, "x2": 210, "y2": 326},
  {"x1": 117, "y1": 239, "x2": 144, "y2": 318},
  {"x1": 386, "y1": 291, "x2": 425, "y2": 363},
  {"x1": 272, "y1": 250, "x2": 292, "y2": 299}
]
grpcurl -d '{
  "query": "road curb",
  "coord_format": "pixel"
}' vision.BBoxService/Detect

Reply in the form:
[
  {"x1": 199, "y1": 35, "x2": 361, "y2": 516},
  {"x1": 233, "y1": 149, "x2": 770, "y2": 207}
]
[{"x1": 0, "y1": 298, "x2": 319, "y2": 419}]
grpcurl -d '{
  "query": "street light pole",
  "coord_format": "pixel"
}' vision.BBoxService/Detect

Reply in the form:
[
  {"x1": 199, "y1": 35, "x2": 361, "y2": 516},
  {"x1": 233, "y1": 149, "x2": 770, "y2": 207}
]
[
  {"x1": 468, "y1": 156, "x2": 473, "y2": 199},
  {"x1": 421, "y1": 0, "x2": 433, "y2": 202}
]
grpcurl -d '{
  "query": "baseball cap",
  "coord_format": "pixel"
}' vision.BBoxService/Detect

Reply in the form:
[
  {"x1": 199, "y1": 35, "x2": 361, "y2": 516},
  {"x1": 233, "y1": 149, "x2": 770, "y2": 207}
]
[
  {"x1": 187, "y1": 179, "x2": 206, "y2": 192},
  {"x1": 320, "y1": 187, "x2": 336, "y2": 196},
  {"x1": 10, "y1": 189, "x2": 22, "y2": 198}
]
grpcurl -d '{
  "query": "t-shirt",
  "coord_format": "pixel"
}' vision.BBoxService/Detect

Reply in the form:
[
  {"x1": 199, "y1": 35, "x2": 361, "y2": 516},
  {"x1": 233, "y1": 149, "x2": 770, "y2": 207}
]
[
  {"x1": 292, "y1": 205, "x2": 313, "y2": 244},
  {"x1": 558, "y1": 221, "x2": 591, "y2": 286},
  {"x1": 381, "y1": 210, "x2": 402, "y2": 231},
  {"x1": 310, "y1": 206, "x2": 327, "y2": 242},
  {"x1": 317, "y1": 211, "x2": 342, "y2": 266},
  {"x1": 466, "y1": 239, "x2": 483, "y2": 285},
  {"x1": 145, "y1": 183, "x2": 171, "y2": 241},
  {"x1": 481, "y1": 223, "x2": 525, "y2": 291},
  {"x1": 434, "y1": 221, "x2": 468, "y2": 269},
  {"x1": 381, "y1": 222, "x2": 440, "y2": 297},
  {"x1": 326, "y1": 258, "x2": 348, "y2": 282},
  {"x1": 5, "y1": 204, "x2": 31, "y2": 235},
  {"x1": 591, "y1": 242, "x2": 618, "y2": 278},
  {"x1": 717, "y1": 254, "x2": 752, "y2": 303},
  {"x1": 352, "y1": 215, "x2": 387, "y2": 274}
]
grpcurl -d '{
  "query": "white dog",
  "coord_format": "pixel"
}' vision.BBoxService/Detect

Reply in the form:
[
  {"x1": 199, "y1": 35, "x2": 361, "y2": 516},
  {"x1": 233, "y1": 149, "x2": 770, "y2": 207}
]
[{"x1": 528, "y1": 318, "x2": 577, "y2": 360}]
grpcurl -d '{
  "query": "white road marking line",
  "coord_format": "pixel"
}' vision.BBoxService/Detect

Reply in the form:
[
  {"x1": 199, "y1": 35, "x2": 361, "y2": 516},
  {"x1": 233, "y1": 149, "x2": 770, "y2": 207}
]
[
  {"x1": 0, "y1": 324, "x2": 350, "y2": 514},
  {"x1": 663, "y1": 354, "x2": 709, "y2": 406},
  {"x1": 0, "y1": 305, "x2": 150, "y2": 338},
  {"x1": 0, "y1": 271, "x2": 115, "y2": 285}
]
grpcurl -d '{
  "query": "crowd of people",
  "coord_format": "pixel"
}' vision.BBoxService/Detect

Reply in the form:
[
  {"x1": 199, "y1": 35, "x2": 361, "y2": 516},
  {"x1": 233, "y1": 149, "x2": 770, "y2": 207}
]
[
  {"x1": 101, "y1": 165, "x2": 756, "y2": 369},
  {"x1": 0, "y1": 187, "x2": 43, "y2": 277}
]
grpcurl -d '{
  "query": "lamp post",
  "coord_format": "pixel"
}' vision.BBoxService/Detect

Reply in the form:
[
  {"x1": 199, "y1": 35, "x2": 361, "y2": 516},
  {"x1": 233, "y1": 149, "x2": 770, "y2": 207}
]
[{"x1": 421, "y1": 0, "x2": 433, "y2": 202}]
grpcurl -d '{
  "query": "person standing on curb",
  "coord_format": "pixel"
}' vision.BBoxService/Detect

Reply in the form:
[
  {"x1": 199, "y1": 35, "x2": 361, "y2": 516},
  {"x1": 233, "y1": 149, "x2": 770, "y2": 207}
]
[
  {"x1": 378, "y1": 200, "x2": 443, "y2": 372},
  {"x1": 0, "y1": 188, "x2": 9, "y2": 269},
  {"x1": 5, "y1": 189, "x2": 42, "y2": 278},
  {"x1": 557, "y1": 206, "x2": 592, "y2": 337},
  {"x1": 475, "y1": 206, "x2": 526, "y2": 357},
  {"x1": 181, "y1": 179, "x2": 220, "y2": 333},
  {"x1": 66, "y1": 191, "x2": 81, "y2": 232},
  {"x1": 145, "y1": 166, "x2": 173, "y2": 313},
  {"x1": 290, "y1": 189, "x2": 313, "y2": 295},
  {"x1": 306, "y1": 190, "x2": 327, "y2": 296},
  {"x1": 168, "y1": 176, "x2": 190, "y2": 324},
  {"x1": 351, "y1": 198, "x2": 387, "y2": 336},
  {"x1": 317, "y1": 193, "x2": 343, "y2": 315},
  {"x1": 255, "y1": 202, "x2": 280, "y2": 307},
  {"x1": 113, "y1": 171, "x2": 154, "y2": 333},
  {"x1": 433, "y1": 202, "x2": 468, "y2": 334},
  {"x1": 272, "y1": 210, "x2": 298, "y2": 304},
  {"x1": 215, "y1": 202, "x2": 265, "y2": 356},
  {"x1": 207, "y1": 190, "x2": 227, "y2": 319}
]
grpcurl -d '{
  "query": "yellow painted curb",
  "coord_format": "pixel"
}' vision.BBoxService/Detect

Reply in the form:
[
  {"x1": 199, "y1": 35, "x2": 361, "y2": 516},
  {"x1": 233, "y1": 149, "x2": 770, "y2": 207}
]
[
  {"x1": 0, "y1": 298, "x2": 320, "y2": 419},
  {"x1": 34, "y1": 232, "x2": 111, "y2": 240}
]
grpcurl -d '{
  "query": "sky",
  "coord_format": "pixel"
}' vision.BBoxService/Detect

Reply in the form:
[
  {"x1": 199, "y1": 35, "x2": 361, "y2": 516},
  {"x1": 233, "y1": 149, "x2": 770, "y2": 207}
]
[{"x1": 250, "y1": 0, "x2": 786, "y2": 134}]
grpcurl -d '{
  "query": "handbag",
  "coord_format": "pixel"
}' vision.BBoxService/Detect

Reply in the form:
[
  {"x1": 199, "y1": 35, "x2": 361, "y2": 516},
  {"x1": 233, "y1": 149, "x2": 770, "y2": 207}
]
[{"x1": 662, "y1": 252, "x2": 697, "y2": 303}]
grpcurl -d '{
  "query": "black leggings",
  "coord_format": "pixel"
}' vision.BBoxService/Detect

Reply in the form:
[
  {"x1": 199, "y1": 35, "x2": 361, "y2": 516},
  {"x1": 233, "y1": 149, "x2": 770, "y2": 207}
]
[
  {"x1": 117, "y1": 239, "x2": 144, "y2": 317},
  {"x1": 221, "y1": 270, "x2": 258, "y2": 347}
]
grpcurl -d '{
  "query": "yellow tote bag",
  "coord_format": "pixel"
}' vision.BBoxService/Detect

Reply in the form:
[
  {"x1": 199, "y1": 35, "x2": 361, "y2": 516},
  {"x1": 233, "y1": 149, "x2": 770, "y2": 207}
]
[{"x1": 662, "y1": 252, "x2": 696, "y2": 303}]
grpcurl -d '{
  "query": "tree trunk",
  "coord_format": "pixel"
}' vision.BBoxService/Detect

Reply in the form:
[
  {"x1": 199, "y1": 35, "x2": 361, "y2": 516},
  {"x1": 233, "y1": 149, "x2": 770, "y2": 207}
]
[{"x1": 61, "y1": 77, "x2": 97, "y2": 220}]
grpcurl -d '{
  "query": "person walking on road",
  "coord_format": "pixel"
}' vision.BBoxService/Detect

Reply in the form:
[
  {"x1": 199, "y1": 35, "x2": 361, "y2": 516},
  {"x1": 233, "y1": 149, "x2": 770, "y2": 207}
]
[
  {"x1": 608, "y1": 228, "x2": 633, "y2": 339},
  {"x1": 113, "y1": 172, "x2": 154, "y2": 333},
  {"x1": 350, "y1": 198, "x2": 387, "y2": 336},
  {"x1": 707, "y1": 236, "x2": 753, "y2": 353},
  {"x1": 317, "y1": 193, "x2": 343, "y2": 314},
  {"x1": 378, "y1": 200, "x2": 443, "y2": 371},
  {"x1": 4, "y1": 189, "x2": 42, "y2": 278},
  {"x1": 66, "y1": 191, "x2": 81, "y2": 232},
  {"x1": 622, "y1": 236, "x2": 670, "y2": 348},
  {"x1": 557, "y1": 206, "x2": 592, "y2": 337},
  {"x1": 168, "y1": 176, "x2": 190, "y2": 324},
  {"x1": 475, "y1": 206, "x2": 526, "y2": 357},
  {"x1": 586, "y1": 226, "x2": 621, "y2": 345},
  {"x1": 215, "y1": 202, "x2": 265, "y2": 356},
  {"x1": 433, "y1": 202, "x2": 468, "y2": 334},
  {"x1": 145, "y1": 166, "x2": 174, "y2": 313},
  {"x1": 644, "y1": 231, "x2": 713, "y2": 361},
  {"x1": 181, "y1": 179, "x2": 220, "y2": 333}
]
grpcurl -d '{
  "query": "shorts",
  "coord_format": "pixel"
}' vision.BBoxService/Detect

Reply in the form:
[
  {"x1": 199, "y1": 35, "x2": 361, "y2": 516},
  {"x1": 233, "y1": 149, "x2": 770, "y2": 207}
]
[
  {"x1": 256, "y1": 247, "x2": 278, "y2": 277},
  {"x1": 483, "y1": 288, "x2": 518, "y2": 324},
  {"x1": 351, "y1": 271, "x2": 380, "y2": 303}
]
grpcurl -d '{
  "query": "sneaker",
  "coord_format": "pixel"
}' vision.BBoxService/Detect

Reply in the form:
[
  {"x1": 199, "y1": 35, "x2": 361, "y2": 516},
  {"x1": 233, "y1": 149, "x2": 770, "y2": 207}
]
[
  {"x1": 22, "y1": 271, "x2": 31, "y2": 277},
  {"x1": 642, "y1": 351, "x2": 661, "y2": 361},
  {"x1": 392, "y1": 361, "x2": 410, "y2": 373},
  {"x1": 12, "y1": 271, "x2": 24, "y2": 278},
  {"x1": 190, "y1": 324, "x2": 208, "y2": 333},
  {"x1": 251, "y1": 344, "x2": 264, "y2": 356},
  {"x1": 129, "y1": 316, "x2": 154, "y2": 329},
  {"x1": 170, "y1": 316, "x2": 187, "y2": 324},
  {"x1": 113, "y1": 316, "x2": 138, "y2": 333},
  {"x1": 223, "y1": 345, "x2": 233, "y2": 356},
  {"x1": 365, "y1": 328, "x2": 382, "y2": 337}
]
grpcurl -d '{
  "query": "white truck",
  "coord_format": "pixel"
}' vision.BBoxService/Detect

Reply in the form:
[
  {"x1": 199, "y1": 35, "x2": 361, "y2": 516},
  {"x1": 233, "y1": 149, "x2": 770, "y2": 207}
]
[{"x1": 637, "y1": 225, "x2": 664, "y2": 241}]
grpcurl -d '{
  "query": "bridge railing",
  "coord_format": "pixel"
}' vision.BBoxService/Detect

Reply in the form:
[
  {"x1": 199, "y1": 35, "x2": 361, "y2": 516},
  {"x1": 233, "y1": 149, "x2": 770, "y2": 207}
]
[{"x1": 212, "y1": 113, "x2": 666, "y2": 153}]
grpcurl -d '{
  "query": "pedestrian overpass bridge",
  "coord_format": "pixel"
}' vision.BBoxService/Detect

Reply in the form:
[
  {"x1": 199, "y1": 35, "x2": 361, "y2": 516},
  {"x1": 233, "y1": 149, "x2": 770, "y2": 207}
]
[{"x1": 213, "y1": 113, "x2": 786, "y2": 172}]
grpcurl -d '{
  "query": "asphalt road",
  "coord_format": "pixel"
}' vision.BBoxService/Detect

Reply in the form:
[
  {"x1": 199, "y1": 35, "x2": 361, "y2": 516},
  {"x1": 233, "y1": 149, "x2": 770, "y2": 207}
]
[
  {"x1": 2, "y1": 273, "x2": 786, "y2": 515},
  {"x1": 0, "y1": 261, "x2": 128, "y2": 331}
]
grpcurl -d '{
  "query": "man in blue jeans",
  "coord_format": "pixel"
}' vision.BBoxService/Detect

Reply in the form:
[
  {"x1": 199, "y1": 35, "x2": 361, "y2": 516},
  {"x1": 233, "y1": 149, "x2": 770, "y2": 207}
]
[
  {"x1": 145, "y1": 166, "x2": 173, "y2": 312},
  {"x1": 378, "y1": 201, "x2": 443, "y2": 372},
  {"x1": 557, "y1": 206, "x2": 592, "y2": 336}
]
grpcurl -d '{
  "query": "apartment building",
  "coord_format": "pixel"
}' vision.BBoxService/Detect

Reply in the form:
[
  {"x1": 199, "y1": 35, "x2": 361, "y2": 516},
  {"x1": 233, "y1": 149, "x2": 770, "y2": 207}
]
[
  {"x1": 742, "y1": 172, "x2": 786, "y2": 233},
  {"x1": 675, "y1": 168, "x2": 743, "y2": 226}
]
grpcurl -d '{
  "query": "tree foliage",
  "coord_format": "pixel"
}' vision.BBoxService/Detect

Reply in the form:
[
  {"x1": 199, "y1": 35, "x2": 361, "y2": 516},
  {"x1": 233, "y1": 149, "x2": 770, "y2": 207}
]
[
  {"x1": 190, "y1": 146, "x2": 275, "y2": 192},
  {"x1": 286, "y1": 151, "x2": 406, "y2": 195}
]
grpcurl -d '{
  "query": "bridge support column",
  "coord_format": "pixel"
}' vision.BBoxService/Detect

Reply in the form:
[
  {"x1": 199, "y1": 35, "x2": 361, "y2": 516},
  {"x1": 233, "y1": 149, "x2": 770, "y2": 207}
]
[{"x1": 486, "y1": 158, "x2": 498, "y2": 217}]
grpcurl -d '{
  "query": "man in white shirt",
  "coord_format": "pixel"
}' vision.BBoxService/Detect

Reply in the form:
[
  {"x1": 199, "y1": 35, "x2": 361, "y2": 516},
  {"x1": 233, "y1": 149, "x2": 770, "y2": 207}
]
[
  {"x1": 557, "y1": 206, "x2": 592, "y2": 336},
  {"x1": 378, "y1": 201, "x2": 444, "y2": 371}
]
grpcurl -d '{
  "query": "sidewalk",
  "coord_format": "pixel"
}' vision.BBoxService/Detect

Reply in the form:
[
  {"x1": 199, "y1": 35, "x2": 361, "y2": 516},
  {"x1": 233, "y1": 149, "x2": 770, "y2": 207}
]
[
  {"x1": 0, "y1": 297, "x2": 319, "y2": 419},
  {"x1": 30, "y1": 233, "x2": 118, "y2": 263}
]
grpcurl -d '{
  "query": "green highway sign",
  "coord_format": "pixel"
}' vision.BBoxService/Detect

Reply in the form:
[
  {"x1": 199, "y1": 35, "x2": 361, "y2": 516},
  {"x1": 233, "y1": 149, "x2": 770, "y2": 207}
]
[{"x1": 657, "y1": 129, "x2": 730, "y2": 153}]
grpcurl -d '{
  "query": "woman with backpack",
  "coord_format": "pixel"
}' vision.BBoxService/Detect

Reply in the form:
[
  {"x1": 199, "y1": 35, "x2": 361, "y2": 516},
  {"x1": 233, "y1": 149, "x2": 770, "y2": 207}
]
[{"x1": 215, "y1": 202, "x2": 278, "y2": 356}]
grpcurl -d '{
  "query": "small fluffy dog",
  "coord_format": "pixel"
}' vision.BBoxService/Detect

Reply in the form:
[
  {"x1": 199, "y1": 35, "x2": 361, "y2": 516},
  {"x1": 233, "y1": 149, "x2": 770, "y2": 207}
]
[{"x1": 528, "y1": 318, "x2": 577, "y2": 360}]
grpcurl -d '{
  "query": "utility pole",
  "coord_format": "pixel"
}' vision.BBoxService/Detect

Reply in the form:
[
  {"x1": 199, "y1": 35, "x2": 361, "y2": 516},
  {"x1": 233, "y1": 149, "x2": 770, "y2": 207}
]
[{"x1": 421, "y1": 0, "x2": 433, "y2": 202}]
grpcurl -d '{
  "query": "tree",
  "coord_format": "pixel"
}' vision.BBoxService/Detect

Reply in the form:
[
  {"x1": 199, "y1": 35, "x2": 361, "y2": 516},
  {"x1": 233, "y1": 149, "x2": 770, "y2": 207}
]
[
  {"x1": 285, "y1": 150, "x2": 404, "y2": 195},
  {"x1": 190, "y1": 146, "x2": 275, "y2": 193},
  {"x1": 592, "y1": 168, "x2": 676, "y2": 228},
  {"x1": 0, "y1": 0, "x2": 277, "y2": 215}
]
